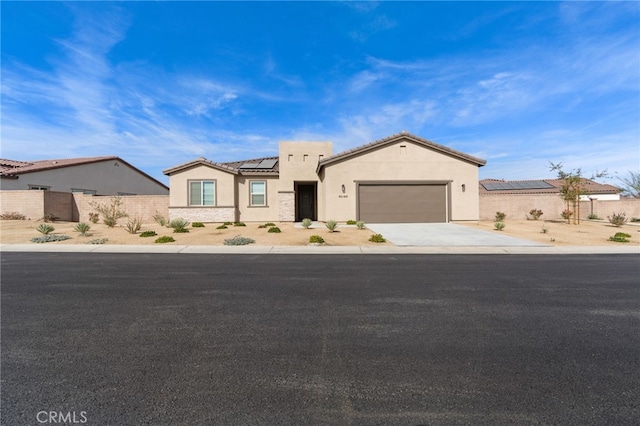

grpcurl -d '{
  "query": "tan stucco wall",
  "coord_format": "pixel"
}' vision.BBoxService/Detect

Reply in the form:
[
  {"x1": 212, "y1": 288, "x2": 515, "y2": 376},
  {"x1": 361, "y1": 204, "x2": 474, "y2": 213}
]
[
  {"x1": 320, "y1": 140, "x2": 481, "y2": 222},
  {"x1": 168, "y1": 165, "x2": 236, "y2": 208},
  {"x1": 73, "y1": 193, "x2": 169, "y2": 223},
  {"x1": 0, "y1": 160, "x2": 168, "y2": 195},
  {"x1": 237, "y1": 175, "x2": 280, "y2": 222},
  {"x1": 0, "y1": 190, "x2": 46, "y2": 220}
]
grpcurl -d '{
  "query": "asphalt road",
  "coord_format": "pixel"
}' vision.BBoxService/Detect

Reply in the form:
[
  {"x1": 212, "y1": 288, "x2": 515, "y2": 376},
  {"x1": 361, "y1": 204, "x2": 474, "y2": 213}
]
[{"x1": 1, "y1": 253, "x2": 638, "y2": 425}]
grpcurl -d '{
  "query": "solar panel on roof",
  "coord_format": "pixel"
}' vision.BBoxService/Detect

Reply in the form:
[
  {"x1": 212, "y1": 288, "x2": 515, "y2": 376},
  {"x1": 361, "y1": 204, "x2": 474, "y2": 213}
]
[
  {"x1": 482, "y1": 181, "x2": 555, "y2": 191},
  {"x1": 255, "y1": 159, "x2": 278, "y2": 169},
  {"x1": 239, "y1": 163, "x2": 260, "y2": 169}
]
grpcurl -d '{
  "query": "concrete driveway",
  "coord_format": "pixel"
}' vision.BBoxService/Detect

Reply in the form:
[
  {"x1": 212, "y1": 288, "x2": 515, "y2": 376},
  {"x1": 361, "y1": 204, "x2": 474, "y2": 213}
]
[{"x1": 366, "y1": 223, "x2": 548, "y2": 246}]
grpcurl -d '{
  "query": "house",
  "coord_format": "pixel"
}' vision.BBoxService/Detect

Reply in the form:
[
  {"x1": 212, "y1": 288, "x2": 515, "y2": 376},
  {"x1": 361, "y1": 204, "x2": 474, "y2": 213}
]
[
  {"x1": 0, "y1": 156, "x2": 169, "y2": 195},
  {"x1": 479, "y1": 178, "x2": 621, "y2": 200},
  {"x1": 163, "y1": 132, "x2": 486, "y2": 223}
]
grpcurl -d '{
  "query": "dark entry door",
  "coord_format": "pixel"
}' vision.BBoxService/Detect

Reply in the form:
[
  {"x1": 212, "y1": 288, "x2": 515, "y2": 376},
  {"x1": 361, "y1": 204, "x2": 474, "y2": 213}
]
[{"x1": 296, "y1": 184, "x2": 316, "y2": 221}]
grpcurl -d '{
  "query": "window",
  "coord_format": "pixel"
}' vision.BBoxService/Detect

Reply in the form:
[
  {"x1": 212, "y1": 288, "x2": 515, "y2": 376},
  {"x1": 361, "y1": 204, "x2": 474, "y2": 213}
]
[
  {"x1": 189, "y1": 181, "x2": 215, "y2": 206},
  {"x1": 72, "y1": 188, "x2": 97, "y2": 195},
  {"x1": 250, "y1": 181, "x2": 266, "y2": 206},
  {"x1": 29, "y1": 185, "x2": 50, "y2": 190},
  {"x1": 117, "y1": 192, "x2": 135, "y2": 196}
]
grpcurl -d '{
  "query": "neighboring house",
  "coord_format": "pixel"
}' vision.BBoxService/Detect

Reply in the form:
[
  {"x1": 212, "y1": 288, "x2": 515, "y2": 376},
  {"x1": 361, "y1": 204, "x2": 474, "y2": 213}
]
[
  {"x1": 0, "y1": 156, "x2": 169, "y2": 195},
  {"x1": 479, "y1": 178, "x2": 622, "y2": 200},
  {"x1": 164, "y1": 132, "x2": 486, "y2": 223}
]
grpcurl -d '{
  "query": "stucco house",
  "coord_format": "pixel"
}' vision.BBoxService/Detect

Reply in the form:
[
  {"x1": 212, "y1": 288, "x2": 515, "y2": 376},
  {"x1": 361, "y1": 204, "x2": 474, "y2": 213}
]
[
  {"x1": 163, "y1": 132, "x2": 486, "y2": 224},
  {"x1": 479, "y1": 178, "x2": 621, "y2": 200},
  {"x1": 0, "y1": 156, "x2": 169, "y2": 195}
]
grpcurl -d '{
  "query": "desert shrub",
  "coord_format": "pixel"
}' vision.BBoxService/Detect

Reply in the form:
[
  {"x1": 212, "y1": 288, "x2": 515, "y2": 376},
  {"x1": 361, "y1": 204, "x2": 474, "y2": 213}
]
[
  {"x1": 258, "y1": 224, "x2": 267, "y2": 229},
  {"x1": 155, "y1": 236, "x2": 175, "y2": 243},
  {"x1": 369, "y1": 234, "x2": 386, "y2": 243},
  {"x1": 607, "y1": 212, "x2": 628, "y2": 227},
  {"x1": 216, "y1": 225, "x2": 228, "y2": 230},
  {"x1": 153, "y1": 212, "x2": 168, "y2": 227},
  {"x1": 140, "y1": 230, "x2": 157, "y2": 237},
  {"x1": 356, "y1": 221, "x2": 366, "y2": 230},
  {"x1": 494, "y1": 222, "x2": 506, "y2": 231},
  {"x1": 36, "y1": 223, "x2": 54, "y2": 234},
  {"x1": 541, "y1": 225, "x2": 548, "y2": 234},
  {"x1": 588, "y1": 213, "x2": 601, "y2": 220},
  {"x1": 325, "y1": 220, "x2": 338, "y2": 232},
  {"x1": 631, "y1": 217, "x2": 640, "y2": 223},
  {"x1": 87, "y1": 238, "x2": 108, "y2": 245},
  {"x1": 267, "y1": 226, "x2": 281, "y2": 233},
  {"x1": 73, "y1": 222, "x2": 91, "y2": 236},
  {"x1": 42, "y1": 213, "x2": 59, "y2": 223},
  {"x1": 264, "y1": 222, "x2": 276, "y2": 227},
  {"x1": 88, "y1": 212, "x2": 100, "y2": 224},
  {"x1": 608, "y1": 232, "x2": 631, "y2": 243},
  {"x1": 223, "y1": 221, "x2": 233, "y2": 226},
  {"x1": 31, "y1": 234, "x2": 71, "y2": 243},
  {"x1": 495, "y1": 211, "x2": 506, "y2": 221},
  {"x1": 223, "y1": 235, "x2": 255, "y2": 246},
  {"x1": 529, "y1": 209, "x2": 543, "y2": 220},
  {"x1": 346, "y1": 220, "x2": 357, "y2": 225},
  {"x1": 309, "y1": 235, "x2": 325, "y2": 244},
  {"x1": 169, "y1": 218, "x2": 190, "y2": 233},
  {"x1": 301, "y1": 218, "x2": 312, "y2": 229},
  {"x1": 125, "y1": 217, "x2": 143, "y2": 234},
  {"x1": 192, "y1": 222, "x2": 205, "y2": 228},
  {"x1": 233, "y1": 222, "x2": 246, "y2": 227},
  {"x1": 90, "y1": 196, "x2": 128, "y2": 228},
  {"x1": 561, "y1": 209, "x2": 573, "y2": 220},
  {"x1": 0, "y1": 212, "x2": 26, "y2": 220}
]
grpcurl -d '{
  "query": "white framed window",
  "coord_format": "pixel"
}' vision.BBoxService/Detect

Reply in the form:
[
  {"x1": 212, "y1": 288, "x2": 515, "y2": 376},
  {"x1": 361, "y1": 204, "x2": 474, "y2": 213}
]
[
  {"x1": 29, "y1": 185, "x2": 50, "y2": 190},
  {"x1": 189, "y1": 180, "x2": 216, "y2": 206},
  {"x1": 250, "y1": 181, "x2": 266, "y2": 206},
  {"x1": 72, "y1": 188, "x2": 97, "y2": 195}
]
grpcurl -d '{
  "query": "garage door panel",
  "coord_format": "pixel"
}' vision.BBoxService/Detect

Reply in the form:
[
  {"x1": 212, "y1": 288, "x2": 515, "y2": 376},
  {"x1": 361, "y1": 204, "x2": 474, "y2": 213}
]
[{"x1": 359, "y1": 184, "x2": 446, "y2": 223}]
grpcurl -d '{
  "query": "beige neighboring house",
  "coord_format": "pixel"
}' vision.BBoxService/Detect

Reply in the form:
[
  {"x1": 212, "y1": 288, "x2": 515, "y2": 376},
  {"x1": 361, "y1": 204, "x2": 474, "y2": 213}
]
[
  {"x1": 479, "y1": 178, "x2": 622, "y2": 200},
  {"x1": 0, "y1": 156, "x2": 169, "y2": 195},
  {"x1": 163, "y1": 132, "x2": 486, "y2": 223}
]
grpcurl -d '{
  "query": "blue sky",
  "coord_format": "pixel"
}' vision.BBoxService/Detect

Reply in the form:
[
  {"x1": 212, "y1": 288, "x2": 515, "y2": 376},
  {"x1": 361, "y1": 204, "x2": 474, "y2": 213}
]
[{"x1": 2, "y1": 1, "x2": 639, "y2": 185}]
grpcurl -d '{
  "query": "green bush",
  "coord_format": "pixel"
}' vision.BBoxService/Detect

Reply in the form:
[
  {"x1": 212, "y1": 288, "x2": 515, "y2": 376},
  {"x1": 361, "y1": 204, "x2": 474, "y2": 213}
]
[
  {"x1": 608, "y1": 232, "x2": 631, "y2": 243},
  {"x1": 368, "y1": 234, "x2": 386, "y2": 243},
  {"x1": 223, "y1": 235, "x2": 255, "y2": 246},
  {"x1": 125, "y1": 218, "x2": 143, "y2": 234},
  {"x1": 561, "y1": 209, "x2": 573, "y2": 220},
  {"x1": 301, "y1": 218, "x2": 312, "y2": 229},
  {"x1": 31, "y1": 234, "x2": 71, "y2": 243},
  {"x1": 42, "y1": 213, "x2": 59, "y2": 223},
  {"x1": 73, "y1": 222, "x2": 91, "y2": 236},
  {"x1": 631, "y1": 217, "x2": 640, "y2": 223},
  {"x1": 258, "y1": 224, "x2": 267, "y2": 229},
  {"x1": 192, "y1": 222, "x2": 205, "y2": 228},
  {"x1": 529, "y1": 209, "x2": 543, "y2": 220},
  {"x1": 608, "y1": 212, "x2": 628, "y2": 227},
  {"x1": 0, "y1": 212, "x2": 27, "y2": 220},
  {"x1": 140, "y1": 230, "x2": 157, "y2": 237},
  {"x1": 88, "y1": 212, "x2": 100, "y2": 224},
  {"x1": 267, "y1": 226, "x2": 281, "y2": 233},
  {"x1": 169, "y1": 218, "x2": 190, "y2": 233},
  {"x1": 103, "y1": 217, "x2": 117, "y2": 228},
  {"x1": 216, "y1": 225, "x2": 228, "y2": 230},
  {"x1": 87, "y1": 238, "x2": 108, "y2": 245},
  {"x1": 233, "y1": 222, "x2": 246, "y2": 227},
  {"x1": 309, "y1": 235, "x2": 325, "y2": 244},
  {"x1": 155, "y1": 236, "x2": 175, "y2": 243},
  {"x1": 264, "y1": 222, "x2": 276, "y2": 227},
  {"x1": 153, "y1": 212, "x2": 167, "y2": 227},
  {"x1": 36, "y1": 223, "x2": 54, "y2": 235},
  {"x1": 588, "y1": 213, "x2": 601, "y2": 220},
  {"x1": 223, "y1": 221, "x2": 233, "y2": 226},
  {"x1": 356, "y1": 221, "x2": 366, "y2": 230},
  {"x1": 494, "y1": 222, "x2": 506, "y2": 231},
  {"x1": 326, "y1": 220, "x2": 338, "y2": 232},
  {"x1": 346, "y1": 220, "x2": 357, "y2": 225},
  {"x1": 495, "y1": 211, "x2": 506, "y2": 222}
]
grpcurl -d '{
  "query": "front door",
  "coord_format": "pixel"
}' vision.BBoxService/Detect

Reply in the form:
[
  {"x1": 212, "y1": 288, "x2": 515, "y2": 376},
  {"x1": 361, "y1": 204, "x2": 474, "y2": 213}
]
[{"x1": 296, "y1": 184, "x2": 316, "y2": 221}]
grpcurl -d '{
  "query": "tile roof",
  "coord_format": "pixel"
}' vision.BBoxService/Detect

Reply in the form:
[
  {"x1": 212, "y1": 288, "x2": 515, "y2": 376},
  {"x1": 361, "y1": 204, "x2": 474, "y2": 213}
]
[
  {"x1": 0, "y1": 156, "x2": 120, "y2": 176},
  {"x1": 162, "y1": 156, "x2": 279, "y2": 176},
  {"x1": 479, "y1": 178, "x2": 621, "y2": 195},
  {"x1": 317, "y1": 131, "x2": 486, "y2": 172}
]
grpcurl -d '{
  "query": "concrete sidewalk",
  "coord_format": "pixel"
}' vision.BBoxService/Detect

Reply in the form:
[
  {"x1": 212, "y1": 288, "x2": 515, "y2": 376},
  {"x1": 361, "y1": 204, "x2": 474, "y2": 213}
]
[{"x1": 1, "y1": 243, "x2": 638, "y2": 255}]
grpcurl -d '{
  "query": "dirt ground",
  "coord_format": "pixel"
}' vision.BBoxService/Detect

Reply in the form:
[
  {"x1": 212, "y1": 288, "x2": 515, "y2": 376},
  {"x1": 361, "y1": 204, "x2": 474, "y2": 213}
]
[
  {"x1": 462, "y1": 219, "x2": 640, "y2": 246},
  {"x1": 1, "y1": 219, "x2": 639, "y2": 247},
  {"x1": 0, "y1": 220, "x2": 390, "y2": 246}
]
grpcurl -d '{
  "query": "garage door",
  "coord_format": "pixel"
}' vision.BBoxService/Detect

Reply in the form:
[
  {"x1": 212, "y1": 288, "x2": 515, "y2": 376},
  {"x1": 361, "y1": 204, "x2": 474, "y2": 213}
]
[{"x1": 358, "y1": 184, "x2": 447, "y2": 223}]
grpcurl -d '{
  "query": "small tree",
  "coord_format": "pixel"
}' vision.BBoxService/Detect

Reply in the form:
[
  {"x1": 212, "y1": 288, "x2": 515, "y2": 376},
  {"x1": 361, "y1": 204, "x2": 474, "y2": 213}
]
[
  {"x1": 549, "y1": 162, "x2": 607, "y2": 225},
  {"x1": 89, "y1": 196, "x2": 128, "y2": 228},
  {"x1": 618, "y1": 171, "x2": 640, "y2": 198}
]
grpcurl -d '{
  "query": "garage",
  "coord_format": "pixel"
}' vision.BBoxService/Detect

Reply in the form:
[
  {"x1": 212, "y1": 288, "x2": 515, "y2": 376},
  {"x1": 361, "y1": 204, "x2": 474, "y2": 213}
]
[{"x1": 358, "y1": 183, "x2": 448, "y2": 223}]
